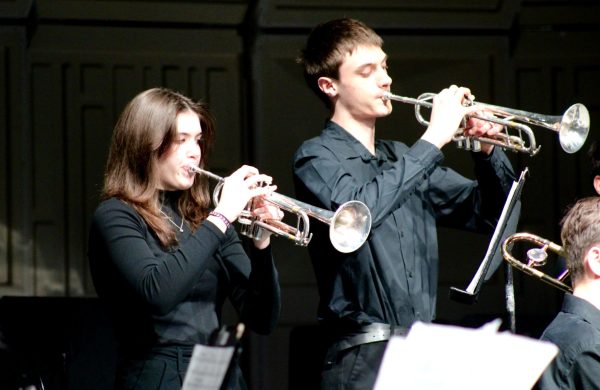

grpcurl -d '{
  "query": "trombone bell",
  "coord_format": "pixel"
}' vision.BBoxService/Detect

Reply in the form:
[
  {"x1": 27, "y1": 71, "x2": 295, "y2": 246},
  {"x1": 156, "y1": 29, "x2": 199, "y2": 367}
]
[{"x1": 502, "y1": 232, "x2": 572, "y2": 293}]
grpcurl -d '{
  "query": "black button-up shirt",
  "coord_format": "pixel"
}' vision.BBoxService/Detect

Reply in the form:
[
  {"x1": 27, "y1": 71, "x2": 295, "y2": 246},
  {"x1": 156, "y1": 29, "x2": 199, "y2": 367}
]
[
  {"x1": 537, "y1": 294, "x2": 600, "y2": 389},
  {"x1": 292, "y1": 121, "x2": 515, "y2": 328}
]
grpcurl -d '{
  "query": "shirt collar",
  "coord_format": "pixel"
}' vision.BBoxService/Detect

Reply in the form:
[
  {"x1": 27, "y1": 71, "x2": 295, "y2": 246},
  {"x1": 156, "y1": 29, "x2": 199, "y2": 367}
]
[
  {"x1": 563, "y1": 293, "x2": 600, "y2": 331},
  {"x1": 323, "y1": 120, "x2": 388, "y2": 163}
]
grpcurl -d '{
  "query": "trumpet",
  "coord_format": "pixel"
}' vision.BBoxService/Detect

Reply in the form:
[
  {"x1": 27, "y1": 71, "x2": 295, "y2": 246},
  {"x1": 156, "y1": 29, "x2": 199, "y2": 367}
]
[
  {"x1": 382, "y1": 91, "x2": 590, "y2": 156},
  {"x1": 502, "y1": 232, "x2": 571, "y2": 293},
  {"x1": 188, "y1": 165, "x2": 372, "y2": 253}
]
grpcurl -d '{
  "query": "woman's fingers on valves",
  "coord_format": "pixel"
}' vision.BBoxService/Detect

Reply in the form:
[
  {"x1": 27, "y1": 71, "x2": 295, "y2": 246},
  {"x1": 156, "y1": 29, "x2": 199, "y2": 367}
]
[
  {"x1": 224, "y1": 166, "x2": 276, "y2": 205},
  {"x1": 245, "y1": 173, "x2": 273, "y2": 188},
  {"x1": 253, "y1": 204, "x2": 284, "y2": 221},
  {"x1": 232, "y1": 164, "x2": 259, "y2": 179}
]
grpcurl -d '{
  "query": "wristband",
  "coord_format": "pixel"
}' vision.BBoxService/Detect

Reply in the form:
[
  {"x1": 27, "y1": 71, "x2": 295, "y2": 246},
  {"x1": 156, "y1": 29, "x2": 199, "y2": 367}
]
[{"x1": 209, "y1": 211, "x2": 232, "y2": 230}]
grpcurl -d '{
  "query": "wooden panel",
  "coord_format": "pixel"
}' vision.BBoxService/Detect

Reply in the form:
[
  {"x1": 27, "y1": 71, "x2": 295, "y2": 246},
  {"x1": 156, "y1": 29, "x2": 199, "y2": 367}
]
[
  {"x1": 520, "y1": 0, "x2": 600, "y2": 27},
  {"x1": 35, "y1": 0, "x2": 248, "y2": 25},
  {"x1": 0, "y1": 33, "x2": 9, "y2": 287},
  {"x1": 0, "y1": 26, "x2": 33, "y2": 296},
  {"x1": 0, "y1": 0, "x2": 33, "y2": 18},
  {"x1": 31, "y1": 61, "x2": 66, "y2": 295},
  {"x1": 257, "y1": 0, "x2": 518, "y2": 29}
]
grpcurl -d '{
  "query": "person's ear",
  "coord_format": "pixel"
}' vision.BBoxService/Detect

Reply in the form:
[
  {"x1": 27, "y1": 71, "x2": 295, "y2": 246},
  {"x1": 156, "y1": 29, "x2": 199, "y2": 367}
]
[
  {"x1": 593, "y1": 175, "x2": 600, "y2": 196},
  {"x1": 586, "y1": 246, "x2": 600, "y2": 278},
  {"x1": 317, "y1": 76, "x2": 337, "y2": 98}
]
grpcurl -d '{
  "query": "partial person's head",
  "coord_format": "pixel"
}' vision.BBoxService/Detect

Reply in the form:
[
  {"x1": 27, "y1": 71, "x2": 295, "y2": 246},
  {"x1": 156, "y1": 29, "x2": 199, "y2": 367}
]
[
  {"x1": 560, "y1": 197, "x2": 600, "y2": 287},
  {"x1": 588, "y1": 140, "x2": 600, "y2": 195},
  {"x1": 104, "y1": 87, "x2": 215, "y2": 200},
  {"x1": 103, "y1": 88, "x2": 216, "y2": 245},
  {"x1": 297, "y1": 18, "x2": 391, "y2": 116}
]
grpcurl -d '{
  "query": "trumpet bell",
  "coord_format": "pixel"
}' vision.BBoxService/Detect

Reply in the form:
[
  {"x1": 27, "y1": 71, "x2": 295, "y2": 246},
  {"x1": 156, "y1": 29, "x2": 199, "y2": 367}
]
[
  {"x1": 559, "y1": 103, "x2": 590, "y2": 154},
  {"x1": 329, "y1": 200, "x2": 372, "y2": 253}
]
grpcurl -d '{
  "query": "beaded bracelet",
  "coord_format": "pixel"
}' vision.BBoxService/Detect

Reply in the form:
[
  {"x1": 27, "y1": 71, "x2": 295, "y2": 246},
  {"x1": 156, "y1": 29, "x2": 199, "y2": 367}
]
[{"x1": 209, "y1": 211, "x2": 232, "y2": 230}]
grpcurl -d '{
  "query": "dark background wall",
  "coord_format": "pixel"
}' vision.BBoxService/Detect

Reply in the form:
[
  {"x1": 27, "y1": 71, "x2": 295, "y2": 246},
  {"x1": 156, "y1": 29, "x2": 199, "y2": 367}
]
[{"x1": 1, "y1": 0, "x2": 599, "y2": 388}]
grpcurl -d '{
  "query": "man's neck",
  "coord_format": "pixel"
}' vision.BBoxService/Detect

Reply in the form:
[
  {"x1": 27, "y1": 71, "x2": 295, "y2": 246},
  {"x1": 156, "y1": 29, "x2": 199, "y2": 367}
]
[
  {"x1": 331, "y1": 111, "x2": 376, "y2": 155},
  {"x1": 573, "y1": 282, "x2": 600, "y2": 312}
]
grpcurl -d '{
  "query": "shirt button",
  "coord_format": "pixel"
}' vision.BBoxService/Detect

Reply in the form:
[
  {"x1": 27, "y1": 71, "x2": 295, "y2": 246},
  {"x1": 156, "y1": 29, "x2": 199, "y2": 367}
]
[
  {"x1": 408, "y1": 271, "x2": 413, "y2": 278},
  {"x1": 400, "y1": 231, "x2": 404, "y2": 237}
]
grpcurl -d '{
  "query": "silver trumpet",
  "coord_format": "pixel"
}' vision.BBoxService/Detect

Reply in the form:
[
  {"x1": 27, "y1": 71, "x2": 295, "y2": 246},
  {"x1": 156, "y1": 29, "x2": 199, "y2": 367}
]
[
  {"x1": 188, "y1": 165, "x2": 372, "y2": 253},
  {"x1": 382, "y1": 91, "x2": 590, "y2": 156}
]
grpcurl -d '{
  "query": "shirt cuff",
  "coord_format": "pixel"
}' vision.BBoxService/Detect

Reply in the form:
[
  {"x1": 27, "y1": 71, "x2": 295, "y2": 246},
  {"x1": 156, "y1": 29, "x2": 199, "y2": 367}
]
[{"x1": 203, "y1": 218, "x2": 231, "y2": 240}]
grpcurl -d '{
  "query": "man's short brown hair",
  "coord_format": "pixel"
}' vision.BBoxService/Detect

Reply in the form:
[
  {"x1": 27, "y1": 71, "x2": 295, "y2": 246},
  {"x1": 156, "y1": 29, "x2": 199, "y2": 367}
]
[{"x1": 297, "y1": 18, "x2": 383, "y2": 109}]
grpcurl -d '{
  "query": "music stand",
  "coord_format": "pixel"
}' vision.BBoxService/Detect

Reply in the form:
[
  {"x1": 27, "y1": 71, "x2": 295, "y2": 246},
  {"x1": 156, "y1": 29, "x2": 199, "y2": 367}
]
[{"x1": 449, "y1": 168, "x2": 528, "y2": 309}]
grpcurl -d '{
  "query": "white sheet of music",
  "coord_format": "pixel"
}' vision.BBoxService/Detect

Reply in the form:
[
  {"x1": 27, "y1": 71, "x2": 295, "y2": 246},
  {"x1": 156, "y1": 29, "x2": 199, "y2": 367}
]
[
  {"x1": 181, "y1": 344, "x2": 235, "y2": 390},
  {"x1": 374, "y1": 320, "x2": 558, "y2": 390}
]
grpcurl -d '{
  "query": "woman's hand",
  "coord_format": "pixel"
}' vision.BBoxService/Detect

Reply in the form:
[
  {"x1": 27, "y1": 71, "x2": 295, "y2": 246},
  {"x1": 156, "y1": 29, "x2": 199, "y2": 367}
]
[{"x1": 208, "y1": 165, "x2": 277, "y2": 234}]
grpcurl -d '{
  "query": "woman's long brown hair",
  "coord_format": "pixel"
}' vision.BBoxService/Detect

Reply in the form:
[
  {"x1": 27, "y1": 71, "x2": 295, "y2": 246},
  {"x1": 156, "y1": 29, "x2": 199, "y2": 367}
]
[{"x1": 102, "y1": 87, "x2": 215, "y2": 247}]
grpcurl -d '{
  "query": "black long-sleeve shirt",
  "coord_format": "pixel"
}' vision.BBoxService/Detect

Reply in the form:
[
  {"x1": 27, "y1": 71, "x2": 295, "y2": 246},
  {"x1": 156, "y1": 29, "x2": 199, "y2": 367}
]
[
  {"x1": 88, "y1": 194, "x2": 280, "y2": 352},
  {"x1": 537, "y1": 294, "x2": 600, "y2": 389},
  {"x1": 293, "y1": 120, "x2": 515, "y2": 328}
]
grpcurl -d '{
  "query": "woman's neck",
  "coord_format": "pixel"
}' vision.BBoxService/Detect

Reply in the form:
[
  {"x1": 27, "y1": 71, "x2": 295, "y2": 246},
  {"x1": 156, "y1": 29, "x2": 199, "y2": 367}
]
[{"x1": 159, "y1": 190, "x2": 181, "y2": 210}]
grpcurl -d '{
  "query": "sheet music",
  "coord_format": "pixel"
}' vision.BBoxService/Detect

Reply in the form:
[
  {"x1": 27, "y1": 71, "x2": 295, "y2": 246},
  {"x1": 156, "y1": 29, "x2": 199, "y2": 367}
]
[
  {"x1": 181, "y1": 344, "x2": 235, "y2": 390},
  {"x1": 374, "y1": 320, "x2": 558, "y2": 390}
]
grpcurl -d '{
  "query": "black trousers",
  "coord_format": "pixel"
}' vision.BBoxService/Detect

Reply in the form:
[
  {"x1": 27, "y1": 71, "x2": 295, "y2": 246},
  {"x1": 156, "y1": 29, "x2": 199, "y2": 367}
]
[
  {"x1": 320, "y1": 341, "x2": 388, "y2": 390},
  {"x1": 115, "y1": 345, "x2": 245, "y2": 390}
]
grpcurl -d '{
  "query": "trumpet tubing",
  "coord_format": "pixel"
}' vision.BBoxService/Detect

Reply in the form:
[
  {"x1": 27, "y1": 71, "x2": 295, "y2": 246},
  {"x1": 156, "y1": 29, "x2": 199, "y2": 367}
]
[
  {"x1": 502, "y1": 232, "x2": 572, "y2": 293},
  {"x1": 188, "y1": 166, "x2": 372, "y2": 253},
  {"x1": 383, "y1": 91, "x2": 590, "y2": 156}
]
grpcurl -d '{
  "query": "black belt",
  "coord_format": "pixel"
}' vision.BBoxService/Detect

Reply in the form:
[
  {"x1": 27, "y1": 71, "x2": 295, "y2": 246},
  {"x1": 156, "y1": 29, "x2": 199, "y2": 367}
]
[{"x1": 334, "y1": 323, "x2": 409, "y2": 352}]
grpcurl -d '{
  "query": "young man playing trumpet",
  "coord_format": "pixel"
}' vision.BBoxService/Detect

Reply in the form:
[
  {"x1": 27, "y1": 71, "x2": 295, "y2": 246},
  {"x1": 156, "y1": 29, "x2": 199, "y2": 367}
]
[
  {"x1": 292, "y1": 18, "x2": 517, "y2": 389},
  {"x1": 536, "y1": 197, "x2": 600, "y2": 389}
]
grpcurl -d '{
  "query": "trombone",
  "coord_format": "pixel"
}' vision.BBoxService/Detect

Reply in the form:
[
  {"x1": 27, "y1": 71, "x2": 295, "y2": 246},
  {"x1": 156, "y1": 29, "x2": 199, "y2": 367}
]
[
  {"x1": 502, "y1": 232, "x2": 571, "y2": 293},
  {"x1": 382, "y1": 92, "x2": 590, "y2": 156},
  {"x1": 188, "y1": 165, "x2": 372, "y2": 253}
]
